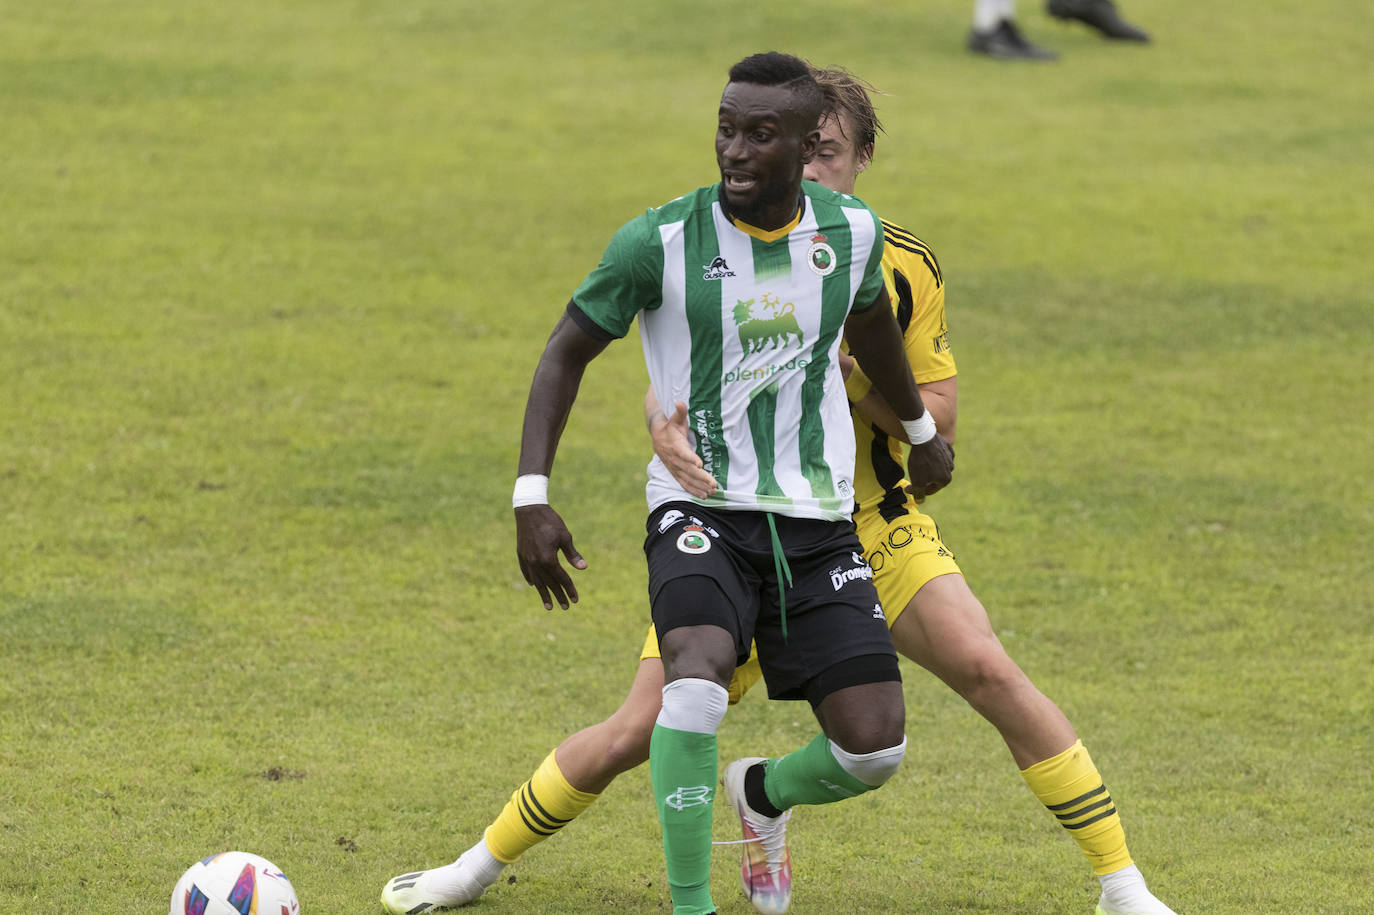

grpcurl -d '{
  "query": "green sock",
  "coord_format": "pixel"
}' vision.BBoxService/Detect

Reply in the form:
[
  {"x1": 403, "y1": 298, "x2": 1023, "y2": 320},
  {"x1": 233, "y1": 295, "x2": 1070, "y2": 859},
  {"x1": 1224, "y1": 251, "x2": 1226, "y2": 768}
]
[
  {"x1": 763, "y1": 732, "x2": 874, "y2": 809},
  {"x1": 649, "y1": 724, "x2": 717, "y2": 915}
]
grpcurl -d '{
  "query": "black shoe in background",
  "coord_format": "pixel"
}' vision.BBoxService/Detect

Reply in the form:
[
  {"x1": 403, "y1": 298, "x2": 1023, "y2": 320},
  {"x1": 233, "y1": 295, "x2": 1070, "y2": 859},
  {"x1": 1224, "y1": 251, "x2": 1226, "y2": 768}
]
[
  {"x1": 1047, "y1": 0, "x2": 1150, "y2": 41},
  {"x1": 968, "y1": 18, "x2": 1060, "y2": 60}
]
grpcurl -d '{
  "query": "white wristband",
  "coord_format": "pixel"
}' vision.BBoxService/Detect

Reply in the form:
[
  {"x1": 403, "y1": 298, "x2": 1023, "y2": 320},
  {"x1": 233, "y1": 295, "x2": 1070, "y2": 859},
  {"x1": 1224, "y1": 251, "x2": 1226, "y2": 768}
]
[
  {"x1": 900, "y1": 412, "x2": 937, "y2": 445},
  {"x1": 512, "y1": 474, "x2": 550, "y2": 508}
]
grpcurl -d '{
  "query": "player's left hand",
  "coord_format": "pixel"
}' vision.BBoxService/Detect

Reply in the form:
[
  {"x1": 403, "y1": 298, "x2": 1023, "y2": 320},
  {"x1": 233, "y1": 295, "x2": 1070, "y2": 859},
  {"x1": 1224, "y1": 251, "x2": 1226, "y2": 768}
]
[
  {"x1": 651, "y1": 400, "x2": 719, "y2": 499},
  {"x1": 905, "y1": 434, "x2": 954, "y2": 498},
  {"x1": 515, "y1": 504, "x2": 587, "y2": 610}
]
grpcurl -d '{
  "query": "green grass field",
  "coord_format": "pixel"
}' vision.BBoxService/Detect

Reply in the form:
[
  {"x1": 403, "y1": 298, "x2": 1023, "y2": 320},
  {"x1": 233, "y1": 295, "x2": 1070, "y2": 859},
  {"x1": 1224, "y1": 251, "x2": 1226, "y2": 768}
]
[{"x1": 2, "y1": 1, "x2": 1371, "y2": 912}]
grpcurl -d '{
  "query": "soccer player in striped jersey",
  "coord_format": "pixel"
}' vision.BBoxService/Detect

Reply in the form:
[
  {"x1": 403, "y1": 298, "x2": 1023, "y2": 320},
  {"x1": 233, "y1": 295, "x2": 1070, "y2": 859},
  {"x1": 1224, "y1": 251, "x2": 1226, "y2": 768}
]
[
  {"x1": 380, "y1": 64, "x2": 1175, "y2": 915},
  {"x1": 387, "y1": 52, "x2": 951, "y2": 915}
]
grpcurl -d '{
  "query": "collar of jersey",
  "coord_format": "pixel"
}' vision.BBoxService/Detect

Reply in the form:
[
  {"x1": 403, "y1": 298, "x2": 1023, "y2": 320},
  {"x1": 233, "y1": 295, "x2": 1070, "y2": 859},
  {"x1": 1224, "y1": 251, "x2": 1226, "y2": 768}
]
[
  {"x1": 728, "y1": 204, "x2": 802, "y2": 243},
  {"x1": 716, "y1": 184, "x2": 807, "y2": 243}
]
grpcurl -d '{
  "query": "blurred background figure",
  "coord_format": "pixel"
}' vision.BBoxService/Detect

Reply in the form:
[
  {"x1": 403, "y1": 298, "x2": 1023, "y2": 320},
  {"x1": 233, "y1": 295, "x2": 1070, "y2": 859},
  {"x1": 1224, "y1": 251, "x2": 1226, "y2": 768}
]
[{"x1": 968, "y1": 0, "x2": 1150, "y2": 60}]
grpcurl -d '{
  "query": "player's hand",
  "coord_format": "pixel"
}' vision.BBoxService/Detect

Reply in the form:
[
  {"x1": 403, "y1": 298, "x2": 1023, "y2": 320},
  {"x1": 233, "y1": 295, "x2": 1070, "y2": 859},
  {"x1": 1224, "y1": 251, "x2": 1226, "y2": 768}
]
[
  {"x1": 514, "y1": 504, "x2": 587, "y2": 610},
  {"x1": 905, "y1": 434, "x2": 954, "y2": 498},
  {"x1": 652, "y1": 400, "x2": 718, "y2": 499}
]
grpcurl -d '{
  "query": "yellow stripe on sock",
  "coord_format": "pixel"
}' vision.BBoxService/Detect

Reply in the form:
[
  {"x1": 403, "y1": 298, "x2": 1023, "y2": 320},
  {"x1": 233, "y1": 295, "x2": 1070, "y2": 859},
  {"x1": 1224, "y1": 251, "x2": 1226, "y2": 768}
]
[
  {"x1": 483, "y1": 750, "x2": 600, "y2": 864},
  {"x1": 1020, "y1": 740, "x2": 1133, "y2": 876}
]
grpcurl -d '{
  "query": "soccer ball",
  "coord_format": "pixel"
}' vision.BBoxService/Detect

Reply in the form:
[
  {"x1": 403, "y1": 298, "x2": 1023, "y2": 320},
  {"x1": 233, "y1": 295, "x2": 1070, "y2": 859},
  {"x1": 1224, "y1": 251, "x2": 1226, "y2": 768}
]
[{"x1": 169, "y1": 851, "x2": 300, "y2": 915}]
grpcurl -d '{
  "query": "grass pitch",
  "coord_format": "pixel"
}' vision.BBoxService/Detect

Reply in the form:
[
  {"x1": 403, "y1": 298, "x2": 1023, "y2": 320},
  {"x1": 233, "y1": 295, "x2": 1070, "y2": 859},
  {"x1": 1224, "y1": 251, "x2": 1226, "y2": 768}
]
[{"x1": 2, "y1": 1, "x2": 1371, "y2": 912}]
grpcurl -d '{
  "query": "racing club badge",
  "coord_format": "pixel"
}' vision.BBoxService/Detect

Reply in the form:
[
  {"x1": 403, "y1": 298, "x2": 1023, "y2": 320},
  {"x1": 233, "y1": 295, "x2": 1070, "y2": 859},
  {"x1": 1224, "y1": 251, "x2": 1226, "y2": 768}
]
[{"x1": 676, "y1": 525, "x2": 712, "y2": 555}]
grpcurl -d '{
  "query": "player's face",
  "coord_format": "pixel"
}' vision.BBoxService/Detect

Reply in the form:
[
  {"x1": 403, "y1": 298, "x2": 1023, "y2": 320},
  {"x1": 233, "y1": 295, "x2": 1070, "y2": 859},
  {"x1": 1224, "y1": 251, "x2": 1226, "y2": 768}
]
[
  {"x1": 716, "y1": 81, "x2": 820, "y2": 229},
  {"x1": 802, "y1": 111, "x2": 870, "y2": 196}
]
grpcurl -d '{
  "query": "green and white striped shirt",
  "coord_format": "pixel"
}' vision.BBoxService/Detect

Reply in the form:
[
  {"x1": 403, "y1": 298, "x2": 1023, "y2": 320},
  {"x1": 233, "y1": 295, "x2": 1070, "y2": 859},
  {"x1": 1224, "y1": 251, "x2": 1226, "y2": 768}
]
[{"x1": 574, "y1": 182, "x2": 886, "y2": 520}]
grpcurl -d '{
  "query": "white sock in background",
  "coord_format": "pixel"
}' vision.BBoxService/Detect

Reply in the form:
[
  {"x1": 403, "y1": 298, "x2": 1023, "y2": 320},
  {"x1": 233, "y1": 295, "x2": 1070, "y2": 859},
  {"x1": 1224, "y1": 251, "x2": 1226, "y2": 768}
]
[{"x1": 973, "y1": 0, "x2": 1017, "y2": 31}]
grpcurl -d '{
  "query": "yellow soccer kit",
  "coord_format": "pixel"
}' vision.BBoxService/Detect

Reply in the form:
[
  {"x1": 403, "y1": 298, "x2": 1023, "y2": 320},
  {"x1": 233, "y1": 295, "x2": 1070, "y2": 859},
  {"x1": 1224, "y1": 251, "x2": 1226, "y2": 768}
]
[{"x1": 845, "y1": 220, "x2": 960, "y2": 623}]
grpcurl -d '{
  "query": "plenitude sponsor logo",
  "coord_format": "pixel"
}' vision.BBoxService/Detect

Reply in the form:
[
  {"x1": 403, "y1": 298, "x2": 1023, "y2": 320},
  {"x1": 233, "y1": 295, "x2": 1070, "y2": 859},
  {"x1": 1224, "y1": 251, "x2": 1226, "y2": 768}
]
[{"x1": 723, "y1": 355, "x2": 811, "y2": 384}]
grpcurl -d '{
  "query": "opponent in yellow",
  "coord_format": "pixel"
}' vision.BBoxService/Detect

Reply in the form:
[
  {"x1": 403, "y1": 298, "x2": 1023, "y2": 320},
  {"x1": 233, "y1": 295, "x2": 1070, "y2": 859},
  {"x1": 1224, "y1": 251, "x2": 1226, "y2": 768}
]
[{"x1": 380, "y1": 65, "x2": 1176, "y2": 915}]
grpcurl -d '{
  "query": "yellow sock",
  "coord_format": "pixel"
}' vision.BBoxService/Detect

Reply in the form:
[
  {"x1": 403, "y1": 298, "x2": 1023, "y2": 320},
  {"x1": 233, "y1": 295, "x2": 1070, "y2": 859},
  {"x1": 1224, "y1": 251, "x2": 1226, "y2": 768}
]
[
  {"x1": 1020, "y1": 739, "x2": 1133, "y2": 876},
  {"x1": 482, "y1": 751, "x2": 600, "y2": 864}
]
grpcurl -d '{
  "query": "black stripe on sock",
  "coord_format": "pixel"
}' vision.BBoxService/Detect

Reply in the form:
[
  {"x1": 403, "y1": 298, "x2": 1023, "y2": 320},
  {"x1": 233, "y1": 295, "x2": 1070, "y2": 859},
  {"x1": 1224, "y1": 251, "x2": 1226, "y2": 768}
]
[
  {"x1": 522, "y1": 782, "x2": 573, "y2": 826},
  {"x1": 516, "y1": 785, "x2": 562, "y2": 834},
  {"x1": 1063, "y1": 806, "x2": 1118, "y2": 830},
  {"x1": 1044, "y1": 783, "x2": 1107, "y2": 811},
  {"x1": 515, "y1": 804, "x2": 558, "y2": 837},
  {"x1": 1054, "y1": 795, "x2": 1114, "y2": 822}
]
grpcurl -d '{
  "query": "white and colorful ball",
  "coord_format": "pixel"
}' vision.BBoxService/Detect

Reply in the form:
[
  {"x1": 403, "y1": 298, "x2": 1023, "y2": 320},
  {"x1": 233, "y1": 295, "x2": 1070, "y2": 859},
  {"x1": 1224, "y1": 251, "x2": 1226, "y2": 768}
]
[{"x1": 169, "y1": 851, "x2": 300, "y2": 915}]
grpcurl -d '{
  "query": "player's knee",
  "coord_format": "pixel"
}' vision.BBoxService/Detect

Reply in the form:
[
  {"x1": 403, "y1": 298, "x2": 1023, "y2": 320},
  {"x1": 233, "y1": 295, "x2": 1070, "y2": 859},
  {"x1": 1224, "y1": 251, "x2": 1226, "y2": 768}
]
[
  {"x1": 814, "y1": 667, "x2": 905, "y2": 753},
  {"x1": 951, "y1": 650, "x2": 1030, "y2": 711},
  {"x1": 656, "y1": 677, "x2": 729, "y2": 735},
  {"x1": 832, "y1": 736, "x2": 907, "y2": 789},
  {"x1": 603, "y1": 731, "x2": 651, "y2": 775},
  {"x1": 602, "y1": 716, "x2": 655, "y2": 775}
]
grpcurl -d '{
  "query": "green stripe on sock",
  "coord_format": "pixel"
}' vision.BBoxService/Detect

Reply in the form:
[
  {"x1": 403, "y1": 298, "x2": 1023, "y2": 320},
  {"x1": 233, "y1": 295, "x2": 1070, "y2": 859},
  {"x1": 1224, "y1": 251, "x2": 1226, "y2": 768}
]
[{"x1": 650, "y1": 724, "x2": 718, "y2": 915}]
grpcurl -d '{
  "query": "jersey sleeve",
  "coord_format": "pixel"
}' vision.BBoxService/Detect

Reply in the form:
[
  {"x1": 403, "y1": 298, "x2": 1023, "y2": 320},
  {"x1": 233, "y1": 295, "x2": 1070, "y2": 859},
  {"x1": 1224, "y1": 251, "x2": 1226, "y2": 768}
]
[
  {"x1": 848, "y1": 207, "x2": 887, "y2": 313},
  {"x1": 882, "y1": 229, "x2": 955, "y2": 384},
  {"x1": 898, "y1": 261, "x2": 955, "y2": 385},
  {"x1": 843, "y1": 231, "x2": 955, "y2": 397},
  {"x1": 570, "y1": 213, "x2": 664, "y2": 339}
]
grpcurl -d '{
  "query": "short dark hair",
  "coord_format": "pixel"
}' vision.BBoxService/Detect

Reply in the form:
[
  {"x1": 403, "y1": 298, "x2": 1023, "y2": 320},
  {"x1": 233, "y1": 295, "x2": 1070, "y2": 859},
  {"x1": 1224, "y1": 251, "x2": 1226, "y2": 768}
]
[
  {"x1": 808, "y1": 64, "x2": 885, "y2": 160},
  {"x1": 727, "y1": 52, "x2": 824, "y2": 129}
]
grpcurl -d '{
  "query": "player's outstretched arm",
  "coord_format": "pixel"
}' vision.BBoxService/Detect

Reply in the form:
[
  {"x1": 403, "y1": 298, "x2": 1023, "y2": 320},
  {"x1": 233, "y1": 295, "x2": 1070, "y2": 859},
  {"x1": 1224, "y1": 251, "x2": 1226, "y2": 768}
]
[
  {"x1": 644, "y1": 388, "x2": 719, "y2": 499},
  {"x1": 851, "y1": 373, "x2": 959, "y2": 445},
  {"x1": 514, "y1": 310, "x2": 611, "y2": 610},
  {"x1": 843, "y1": 291, "x2": 954, "y2": 497}
]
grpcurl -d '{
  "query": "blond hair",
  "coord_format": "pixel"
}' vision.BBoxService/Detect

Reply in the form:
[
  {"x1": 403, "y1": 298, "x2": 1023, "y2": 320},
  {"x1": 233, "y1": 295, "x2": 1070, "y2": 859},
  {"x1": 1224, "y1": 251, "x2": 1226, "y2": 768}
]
[{"x1": 807, "y1": 64, "x2": 885, "y2": 159}]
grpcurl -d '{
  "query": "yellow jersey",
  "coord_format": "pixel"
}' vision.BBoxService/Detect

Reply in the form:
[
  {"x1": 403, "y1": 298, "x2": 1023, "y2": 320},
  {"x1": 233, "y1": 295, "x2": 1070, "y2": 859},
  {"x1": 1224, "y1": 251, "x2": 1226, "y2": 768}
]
[{"x1": 844, "y1": 220, "x2": 955, "y2": 519}]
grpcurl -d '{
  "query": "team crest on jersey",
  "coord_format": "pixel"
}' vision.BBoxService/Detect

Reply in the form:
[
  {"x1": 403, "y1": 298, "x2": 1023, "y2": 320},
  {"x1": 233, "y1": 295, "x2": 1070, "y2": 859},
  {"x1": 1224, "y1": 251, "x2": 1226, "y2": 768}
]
[
  {"x1": 676, "y1": 526, "x2": 711, "y2": 555},
  {"x1": 807, "y1": 233, "x2": 837, "y2": 277},
  {"x1": 702, "y1": 256, "x2": 736, "y2": 280}
]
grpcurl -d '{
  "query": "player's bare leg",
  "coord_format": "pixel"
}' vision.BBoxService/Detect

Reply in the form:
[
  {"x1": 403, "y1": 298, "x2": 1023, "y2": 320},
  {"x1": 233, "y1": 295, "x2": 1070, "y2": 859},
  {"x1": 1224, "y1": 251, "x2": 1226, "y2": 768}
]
[
  {"x1": 555, "y1": 657, "x2": 663, "y2": 792},
  {"x1": 381, "y1": 659, "x2": 663, "y2": 913},
  {"x1": 889, "y1": 572, "x2": 1073, "y2": 766},
  {"x1": 889, "y1": 573, "x2": 1175, "y2": 914}
]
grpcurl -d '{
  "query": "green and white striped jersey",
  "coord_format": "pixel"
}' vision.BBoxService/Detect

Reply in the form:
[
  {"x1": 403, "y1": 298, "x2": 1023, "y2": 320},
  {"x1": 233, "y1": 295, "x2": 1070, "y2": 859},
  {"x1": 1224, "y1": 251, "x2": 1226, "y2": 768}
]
[{"x1": 574, "y1": 182, "x2": 886, "y2": 520}]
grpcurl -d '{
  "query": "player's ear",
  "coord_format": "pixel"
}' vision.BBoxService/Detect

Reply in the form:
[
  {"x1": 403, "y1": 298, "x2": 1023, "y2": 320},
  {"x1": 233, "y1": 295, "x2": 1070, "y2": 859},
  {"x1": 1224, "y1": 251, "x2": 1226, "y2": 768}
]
[
  {"x1": 800, "y1": 127, "x2": 821, "y2": 163},
  {"x1": 857, "y1": 142, "x2": 874, "y2": 173}
]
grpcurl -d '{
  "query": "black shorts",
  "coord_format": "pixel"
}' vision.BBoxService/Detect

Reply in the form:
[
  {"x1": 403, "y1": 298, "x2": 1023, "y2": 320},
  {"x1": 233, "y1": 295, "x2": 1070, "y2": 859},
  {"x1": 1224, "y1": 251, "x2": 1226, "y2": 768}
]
[{"x1": 644, "y1": 502, "x2": 898, "y2": 702}]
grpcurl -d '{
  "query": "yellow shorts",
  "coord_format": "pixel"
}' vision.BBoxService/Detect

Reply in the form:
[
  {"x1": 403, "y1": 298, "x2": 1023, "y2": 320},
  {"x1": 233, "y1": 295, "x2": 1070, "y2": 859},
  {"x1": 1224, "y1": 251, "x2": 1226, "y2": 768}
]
[
  {"x1": 639, "y1": 625, "x2": 763, "y2": 705},
  {"x1": 637, "y1": 493, "x2": 956, "y2": 703},
  {"x1": 853, "y1": 494, "x2": 962, "y2": 627}
]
